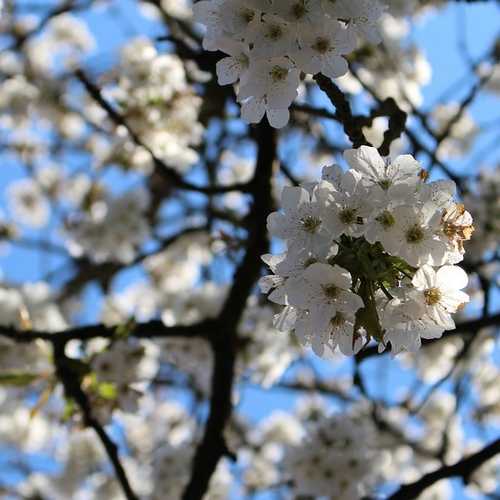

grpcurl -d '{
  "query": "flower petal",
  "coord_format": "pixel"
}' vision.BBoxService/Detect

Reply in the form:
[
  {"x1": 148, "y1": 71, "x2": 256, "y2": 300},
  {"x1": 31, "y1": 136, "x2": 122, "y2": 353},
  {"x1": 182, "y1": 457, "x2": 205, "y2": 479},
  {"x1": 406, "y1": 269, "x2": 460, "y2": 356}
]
[
  {"x1": 412, "y1": 265, "x2": 436, "y2": 290},
  {"x1": 436, "y1": 265, "x2": 468, "y2": 291}
]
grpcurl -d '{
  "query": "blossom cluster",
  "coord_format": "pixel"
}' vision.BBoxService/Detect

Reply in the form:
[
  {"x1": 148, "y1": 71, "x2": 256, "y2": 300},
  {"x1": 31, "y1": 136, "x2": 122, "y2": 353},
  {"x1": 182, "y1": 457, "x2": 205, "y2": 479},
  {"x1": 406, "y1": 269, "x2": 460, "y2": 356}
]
[
  {"x1": 193, "y1": 0, "x2": 385, "y2": 127},
  {"x1": 89, "y1": 338, "x2": 159, "y2": 417},
  {"x1": 151, "y1": 445, "x2": 231, "y2": 500},
  {"x1": 64, "y1": 188, "x2": 150, "y2": 264},
  {"x1": 261, "y1": 146, "x2": 474, "y2": 355},
  {"x1": 102, "y1": 37, "x2": 204, "y2": 174},
  {"x1": 284, "y1": 411, "x2": 386, "y2": 498}
]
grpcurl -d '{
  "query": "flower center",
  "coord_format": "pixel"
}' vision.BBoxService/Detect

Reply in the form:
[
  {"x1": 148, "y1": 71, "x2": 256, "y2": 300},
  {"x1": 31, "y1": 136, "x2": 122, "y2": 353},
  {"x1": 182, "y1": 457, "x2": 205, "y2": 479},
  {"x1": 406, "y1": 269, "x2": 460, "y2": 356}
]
[
  {"x1": 375, "y1": 210, "x2": 395, "y2": 229},
  {"x1": 312, "y1": 37, "x2": 331, "y2": 54},
  {"x1": 339, "y1": 208, "x2": 357, "y2": 224},
  {"x1": 266, "y1": 24, "x2": 283, "y2": 41},
  {"x1": 300, "y1": 215, "x2": 321, "y2": 233},
  {"x1": 291, "y1": 1, "x2": 307, "y2": 19},
  {"x1": 405, "y1": 224, "x2": 425, "y2": 244},
  {"x1": 330, "y1": 311, "x2": 345, "y2": 327},
  {"x1": 322, "y1": 284, "x2": 340, "y2": 299},
  {"x1": 270, "y1": 65, "x2": 288, "y2": 82},
  {"x1": 21, "y1": 193, "x2": 36, "y2": 208},
  {"x1": 424, "y1": 287, "x2": 442, "y2": 306},
  {"x1": 378, "y1": 179, "x2": 392, "y2": 190},
  {"x1": 237, "y1": 53, "x2": 249, "y2": 69},
  {"x1": 240, "y1": 8, "x2": 255, "y2": 24}
]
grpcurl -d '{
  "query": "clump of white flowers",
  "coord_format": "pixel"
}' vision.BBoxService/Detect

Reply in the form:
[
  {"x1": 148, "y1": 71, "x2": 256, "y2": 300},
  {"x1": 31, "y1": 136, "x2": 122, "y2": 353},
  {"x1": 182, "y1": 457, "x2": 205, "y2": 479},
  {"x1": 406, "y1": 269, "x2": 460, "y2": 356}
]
[
  {"x1": 111, "y1": 38, "x2": 204, "y2": 173},
  {"x1": 432, "y1": 103, "x2": 478, "y2": 160},
  {"x1": 89, "y1": 338, "x2": 159, "y2": 416},
  {"x1": 7, "y1": 177, "x2": 50, "y2": 228},
  {"x1": 261, "y1": 146, "x2": 474, "y2": 355},
  {"x1": 150, "y1": 445, "x2": 231, "y2": 500},
  {"x1": 193, "y1": 0, "x2": 385, "y2": 127},
  {"x1": 64, "y1": 188, "x2": 150, "y2": 263},
  {"x1": 284, "y1": 412, "x2": 386, "y2": 498}
]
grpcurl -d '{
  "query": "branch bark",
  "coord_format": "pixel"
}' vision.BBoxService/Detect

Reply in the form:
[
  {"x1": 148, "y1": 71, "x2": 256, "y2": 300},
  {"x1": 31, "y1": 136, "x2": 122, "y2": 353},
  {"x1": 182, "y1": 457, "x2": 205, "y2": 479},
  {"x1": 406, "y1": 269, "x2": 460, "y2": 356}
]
[
  {"x1": 387, "y1": 438, "x2": 500, "y2": 500},
  {"x1": 182, "y1": 119, "x2": 277, "y2": 499},
  {"x1": 53, "y1": 342, "x2": 139, "y2": 500}
]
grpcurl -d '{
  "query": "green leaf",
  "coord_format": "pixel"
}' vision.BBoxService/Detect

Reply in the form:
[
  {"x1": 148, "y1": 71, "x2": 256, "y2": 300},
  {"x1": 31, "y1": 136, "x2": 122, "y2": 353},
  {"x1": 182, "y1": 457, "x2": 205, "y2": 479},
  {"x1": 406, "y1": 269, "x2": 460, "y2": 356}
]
[
  {"x1": 355, "y1": 279, "x2": 384, "y2": 342},
  {"x1": 63, "y1": 398, "x2": 76, "y2": 420},
  {"x1": 97, "y1": 382, "x2": 117, "y2": 400},
  {"x1": 114, "y1": 317, "x2": 137, "y2": 339},
  {"x1": 0, "y1": 372, "x2": 39, "y2": 386}
]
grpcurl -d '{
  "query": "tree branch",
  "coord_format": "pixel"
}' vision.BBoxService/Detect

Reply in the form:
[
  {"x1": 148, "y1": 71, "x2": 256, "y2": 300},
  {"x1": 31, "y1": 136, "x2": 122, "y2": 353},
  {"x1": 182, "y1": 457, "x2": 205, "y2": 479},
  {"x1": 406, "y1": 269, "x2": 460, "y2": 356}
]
[
  {"x1": 182, "y1": 119, "x2": 277, "y2": 499},
  {"x1": 0, "y1": 320, "x2": 214, "y2": 344},
  {"x1": 387, "y1": 438, "x2": 500, "y2": 500},
  {"x1": 313, "y1": 74, "x2": 370, "y2": 148},
  {"x1": 53, "y1": 342, "x2": 139, "y2": 500}
]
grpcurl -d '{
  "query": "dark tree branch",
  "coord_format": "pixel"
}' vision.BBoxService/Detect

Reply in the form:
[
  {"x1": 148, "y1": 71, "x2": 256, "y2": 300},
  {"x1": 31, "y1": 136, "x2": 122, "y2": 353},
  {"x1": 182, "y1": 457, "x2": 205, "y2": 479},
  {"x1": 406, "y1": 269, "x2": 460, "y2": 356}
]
[
  {"x1": 387, "y1": 438, "x2": 500, "y2": 500},
  {"x1": 0, "y1": 320, "x2": 213, "y2": 344},
  {"x1": 378, "y1": 98, "x2": 408, "y2": 156},
  {"x1": 313, "y1": 74, "x2": 371, "y2": 148},
  {"x1": 182, "y1": 119, "x2": 277, "y2": 499},
  {"x1": 53, "y1": 342, "x2": 139, "y2": 500},
  {"x1": 294, "y1": 82, "x2": 407, "y2": 156}
]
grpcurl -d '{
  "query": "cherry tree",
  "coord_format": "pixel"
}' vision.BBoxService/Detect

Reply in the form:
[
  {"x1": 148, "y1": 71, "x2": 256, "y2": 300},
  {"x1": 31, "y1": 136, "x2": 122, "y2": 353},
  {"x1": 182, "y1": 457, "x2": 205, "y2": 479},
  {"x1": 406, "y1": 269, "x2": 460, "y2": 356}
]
[{"x1": 0, "y1": 1, "x2": 498, "y2": 499}]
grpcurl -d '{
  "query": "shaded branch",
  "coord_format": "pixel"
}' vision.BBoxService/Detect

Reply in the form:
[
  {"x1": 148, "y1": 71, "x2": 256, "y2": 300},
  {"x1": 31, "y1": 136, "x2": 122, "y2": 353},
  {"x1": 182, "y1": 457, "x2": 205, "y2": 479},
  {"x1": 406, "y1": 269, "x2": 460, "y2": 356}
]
[
  {"x1": 0, "y1": 320, "x2": 214, "y2": 344},
  {"x1": 53, "y1": 342, "x2": 139, "y2": 500},
  {"x1": 182, "y1": 119, "x2": 277, "y2": 499},
  {"x1": 387, "y1": 438, "x2": 500, "y2": 500},
  {"x1": 313, "y1": 74, "x2": 370, "y2": 148}
]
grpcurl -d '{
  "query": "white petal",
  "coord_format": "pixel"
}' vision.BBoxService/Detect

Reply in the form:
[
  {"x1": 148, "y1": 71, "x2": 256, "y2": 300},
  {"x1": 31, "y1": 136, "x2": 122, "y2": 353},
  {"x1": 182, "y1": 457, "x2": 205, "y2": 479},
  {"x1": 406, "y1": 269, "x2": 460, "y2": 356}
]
[
  {"x1": 266, "y1": 108, "x2": 290, "y2": 129},
  {"x1": 273, "y1": 306, "x2": 296, "y2": 331},
  {"x1": 311, "y1": 335, "x2": 326, "y2": 357},
  {"x1": 216, "y1": 56, "x2": 242, "y2": 85},
  {"x1": 338, "y1": 291, "x2": 364, "y2": 314},
  {"x1": 344, "y1": 145, "x2": 385, "y2": 183},
  {"x1": 412, "y1": 265, "x2": 436, "y2": 290},
  {"x1": 303, "y1": 263, "x2": 351, "y2": 290},
  {"x1": 261, "y1": 252, "x2": 285, "y2": 271},
  {"x1": 439, "y1": 290, "x2": 469, "y2": 312},
  {"x1": 241, "y1": 97, "x2": 265, "y2": 124},
  {"x1": 436, "y1": 265, "x2": 468, "y2": 291},
  {"x1": 258, "y1": 275, "x2": 280, "y2": 294},
  {"x1": 266, "y1": 212, "x2": 290, "y2": 239},
  {"x1": 428, "y1": 306, "x2": 455, "y2": 329},
  {"x1": 268, "y1": 286, "x2": 288, "y2": 305},
  {"x1": 389, "y1": 154, "x2": 420, "y2": 179},
  {"x1": 321, "y1": 55, "x2": 348, "y2": 79},
  {"x1": 281, "y1": 186, "x2": 309, "y2": 213}
]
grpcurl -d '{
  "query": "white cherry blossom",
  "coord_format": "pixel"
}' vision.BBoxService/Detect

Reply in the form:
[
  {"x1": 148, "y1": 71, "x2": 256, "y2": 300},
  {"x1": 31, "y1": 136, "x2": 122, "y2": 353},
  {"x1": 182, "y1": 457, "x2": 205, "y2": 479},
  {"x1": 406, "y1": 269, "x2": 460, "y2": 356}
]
[
  {"x1": 263, "y1": 149, "x2": 472, "y2": 356},
  {"x1": 194, "y1": 0, "x2": 384, "y2": 126},
  {"x1": 267, "y1": 185, "x2": 331, "y2": 254},
  {"x1": 294, "y1": 20, "x2": 356, "y2": 79},
  {"x1": 384, "y1": 203, "x2": 447, "y2": 267},
  {"x1": 412, "y1": 265, "x2": 469, "y2": 330}
]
